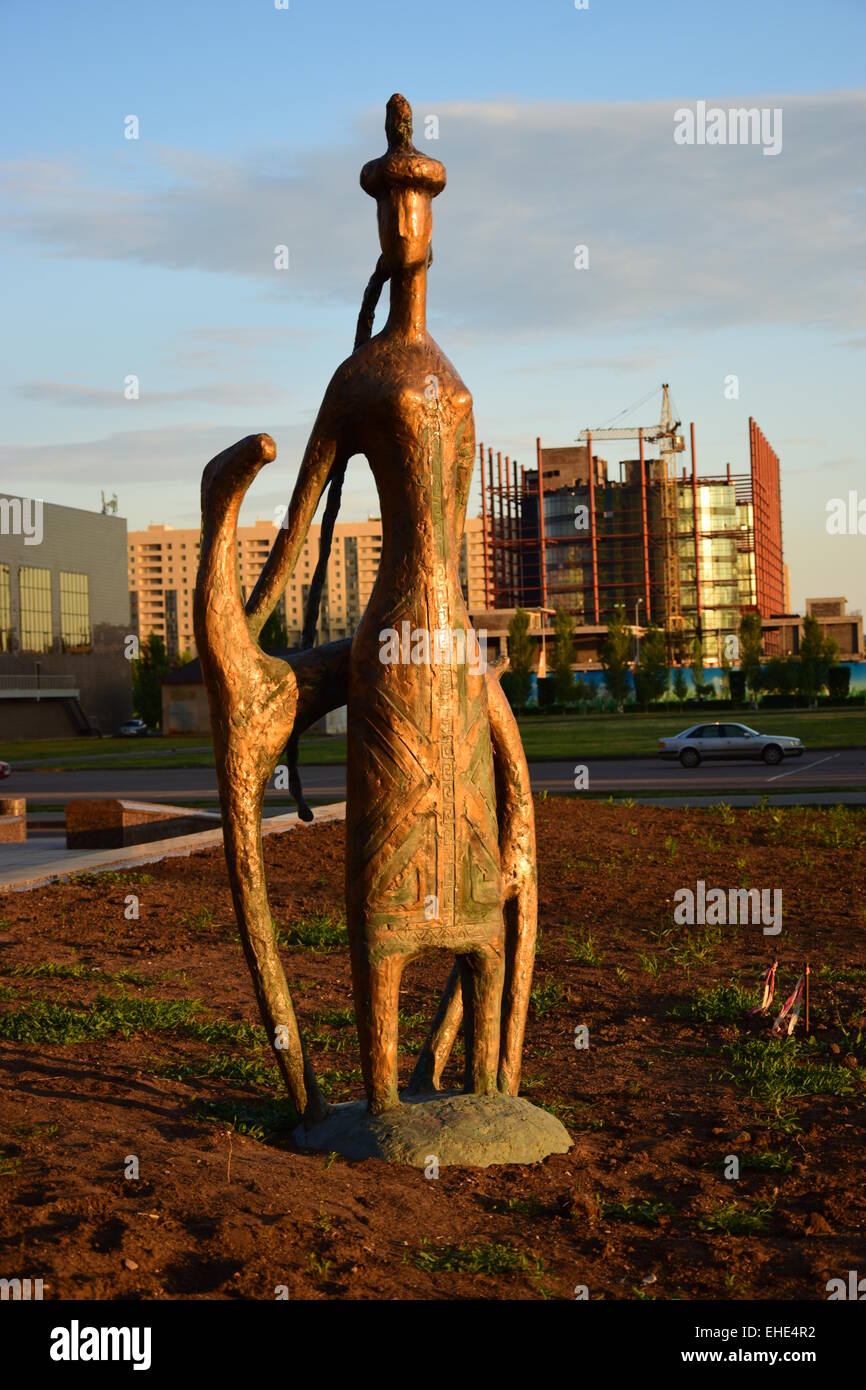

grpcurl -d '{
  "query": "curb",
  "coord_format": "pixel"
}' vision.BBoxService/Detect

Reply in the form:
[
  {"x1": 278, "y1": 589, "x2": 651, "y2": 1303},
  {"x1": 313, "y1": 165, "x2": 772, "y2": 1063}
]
[{"x1": 0, "y1": 802, "x2": 347, "y2": 894}]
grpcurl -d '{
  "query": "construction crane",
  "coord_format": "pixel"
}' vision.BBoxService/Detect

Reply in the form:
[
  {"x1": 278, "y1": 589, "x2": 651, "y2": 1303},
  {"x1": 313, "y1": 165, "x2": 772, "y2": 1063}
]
[{"x1": 577, "y1": 384, "x2": 686, "y2": 635}]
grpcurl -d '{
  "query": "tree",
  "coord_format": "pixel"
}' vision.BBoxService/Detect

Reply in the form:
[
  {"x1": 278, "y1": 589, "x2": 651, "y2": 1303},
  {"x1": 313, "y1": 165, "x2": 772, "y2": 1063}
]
[
  {"x1": 669, "y1": 626, "x2": 689, "y2": 667},
  {"x1": 827, "y1": 664, "x2": 851, "y2": 701},
  {"x1": 762, "y1": 655, "x2": 798, "y2": 697},
  {"x1": 506, "y1": 607, "x2": 533, "y2": 709},
  {"x1": 131, "y1": 634, "x2": 170, "y2": 729},
  {"x1": 637, "y1": 623, "x2": 669, "y2": 708},
  {"x1": 691, "y1": 635, "x2": 706, "y2": 703},
  {"x1": 740, "y1": 609, "x2": 763, "y2": 699},
  {"x1": 601, "y1": 605, "x2": 632, "y2": 712},
  {"x1": 552, "y1": 608, "x2": 576, "y2": 707},
  {"x1": 720, "y1": 639, "x2": 732, "y2": 699},
  {"x1": 673, "y1": 665, "x2": 688, "y2": 705},
  {"x1": 798, "y1": 615, "x2": 836, "y2": 705}
]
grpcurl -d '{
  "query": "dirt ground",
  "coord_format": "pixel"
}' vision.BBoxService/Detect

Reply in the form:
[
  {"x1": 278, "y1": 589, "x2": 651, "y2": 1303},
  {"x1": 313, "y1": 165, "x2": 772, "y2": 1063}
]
[{"x1": 0, "y1": 799, "x2": 864, "y2": 1300}]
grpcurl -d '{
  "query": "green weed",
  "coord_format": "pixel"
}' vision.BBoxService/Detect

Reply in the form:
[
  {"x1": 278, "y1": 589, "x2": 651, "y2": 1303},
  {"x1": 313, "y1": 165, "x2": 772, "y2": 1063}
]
[
  {"x1": 277, "y1": 911, "x2": 347, "y2": 952},
  {"x1": 602, "y1": 1198, "x2": 674, "y2": 1227},
  {"x1": 697, "y1": 1199, "x2": 775, "y2": 1235},
  {"x1": 569, "y1": 930, "x2": 603, "y2": 965},
  {"x1": 668, "y1": 983, "x2": 755, "y2": 1023}
]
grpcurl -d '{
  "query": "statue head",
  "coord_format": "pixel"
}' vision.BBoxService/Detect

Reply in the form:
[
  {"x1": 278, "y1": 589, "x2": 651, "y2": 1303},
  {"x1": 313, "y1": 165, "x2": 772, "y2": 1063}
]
[{"x1": 360, "y1": 94, "x2": 445, "y2": 272}]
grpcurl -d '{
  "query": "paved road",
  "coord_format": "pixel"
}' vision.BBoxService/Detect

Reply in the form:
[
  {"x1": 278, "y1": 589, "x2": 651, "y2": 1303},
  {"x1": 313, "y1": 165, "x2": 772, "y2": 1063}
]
[{"x1": 6, "y1": 748, "x2": 866, "y2": 804}]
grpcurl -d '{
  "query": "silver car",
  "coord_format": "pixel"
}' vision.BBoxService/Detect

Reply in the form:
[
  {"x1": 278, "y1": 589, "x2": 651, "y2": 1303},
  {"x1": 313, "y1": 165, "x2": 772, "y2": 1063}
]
[{"x1": 658, "y1": 722, "x2": 805, "y2": 768}]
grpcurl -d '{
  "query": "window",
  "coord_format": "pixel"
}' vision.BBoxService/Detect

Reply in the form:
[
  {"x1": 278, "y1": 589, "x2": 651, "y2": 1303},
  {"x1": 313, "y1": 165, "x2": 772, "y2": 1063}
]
[
  {"x1": 694, "y1": 725, "x2": 722, "y2": 739},
  {"x1": 0, "y1": 563, "x2": 10, "y2": 652},
  {"x1": 60, "y1": 572, "x2": 91, "y2": 651},
  {"x1": 19, "y1": 566, "x2": 53, "y2": 652}
]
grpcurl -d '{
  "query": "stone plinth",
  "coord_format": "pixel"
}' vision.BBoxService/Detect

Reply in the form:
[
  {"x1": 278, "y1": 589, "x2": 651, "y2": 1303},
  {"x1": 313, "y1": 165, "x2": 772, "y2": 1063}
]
[
  {"x1": 0, "y1": 798, "x2": 26, "y2": 842},
  {"x1": 66, "y1": 799, "x2": 220, "y2": 850},
  {"x1": 294, "y1": 1091, "x2": 572, "y2": 1167}
]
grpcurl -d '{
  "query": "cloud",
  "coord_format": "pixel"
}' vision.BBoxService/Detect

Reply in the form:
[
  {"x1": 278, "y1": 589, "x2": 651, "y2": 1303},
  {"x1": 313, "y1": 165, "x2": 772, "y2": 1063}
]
[
  {"x1": 2, "y1": 91, "x2": 864, "y2": 339},
  {"x1": 0, "y1": 420, "x2": 310, "y2": 498},
  {"x1": 14, "y1": 380, "x2": 281, "y2": 408}
]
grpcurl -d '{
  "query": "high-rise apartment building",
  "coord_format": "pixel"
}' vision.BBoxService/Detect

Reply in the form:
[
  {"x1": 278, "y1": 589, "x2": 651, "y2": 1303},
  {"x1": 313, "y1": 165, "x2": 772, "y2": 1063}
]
[{"x1": 128, "y1": 516, "x2": 488, "y2": 657}]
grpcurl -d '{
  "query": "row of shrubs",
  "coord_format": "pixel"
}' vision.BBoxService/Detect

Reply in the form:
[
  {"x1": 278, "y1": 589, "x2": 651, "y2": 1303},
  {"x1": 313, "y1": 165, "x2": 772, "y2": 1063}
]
[
  {"x1": 501, "y1": 665, "x2": 863, "y2": 714},
  {"x1": 514, "y1": 694, "x2": 865, "y2": 716}
]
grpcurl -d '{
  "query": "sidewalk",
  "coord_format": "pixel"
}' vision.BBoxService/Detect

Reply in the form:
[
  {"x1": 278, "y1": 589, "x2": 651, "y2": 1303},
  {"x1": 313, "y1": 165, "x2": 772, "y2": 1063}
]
[{"x1": 0, "y1": 802, "x2": 347, "y2": 893}]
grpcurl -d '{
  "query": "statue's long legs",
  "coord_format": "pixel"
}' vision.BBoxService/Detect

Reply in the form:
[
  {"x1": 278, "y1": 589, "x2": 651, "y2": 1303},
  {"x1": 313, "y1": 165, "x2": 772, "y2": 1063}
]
[
  {"x1": 352, "y1": 948, "x2": 405, "y2": 1114},
  {"x1": 459, "y1": 942, "x2": 505, "y2": 1096},
  {"x1": 409, "y1": 672, "x2": 537, "y2": 1097}
]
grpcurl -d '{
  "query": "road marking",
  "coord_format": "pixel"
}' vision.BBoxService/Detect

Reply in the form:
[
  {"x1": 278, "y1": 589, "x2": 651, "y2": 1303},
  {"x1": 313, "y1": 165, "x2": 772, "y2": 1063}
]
[{"x1": 767, "y1": 753, "x2": 839, "y2": 782}]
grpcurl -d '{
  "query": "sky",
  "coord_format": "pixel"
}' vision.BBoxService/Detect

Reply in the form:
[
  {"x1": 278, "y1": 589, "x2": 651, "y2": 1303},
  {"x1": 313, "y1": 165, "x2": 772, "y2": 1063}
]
[{"x1": 1, "y1": 0, "x2": 864, "y2": 615}]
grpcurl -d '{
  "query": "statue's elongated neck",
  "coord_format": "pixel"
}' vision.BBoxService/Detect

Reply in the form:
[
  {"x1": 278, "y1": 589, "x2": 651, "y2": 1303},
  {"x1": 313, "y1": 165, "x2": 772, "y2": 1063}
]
[{"x1": 386, "y1": 266, "x2": 427, "y2": 339}]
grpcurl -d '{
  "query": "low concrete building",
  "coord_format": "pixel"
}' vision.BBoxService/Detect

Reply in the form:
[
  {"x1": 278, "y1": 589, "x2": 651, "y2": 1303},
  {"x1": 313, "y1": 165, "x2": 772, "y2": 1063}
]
[
  {"x1": 764, "y1": 596, "x2": 863, "y2": 660},
  {"x1": 0, "y1": 495, "x2": 133, "y2": 737}
]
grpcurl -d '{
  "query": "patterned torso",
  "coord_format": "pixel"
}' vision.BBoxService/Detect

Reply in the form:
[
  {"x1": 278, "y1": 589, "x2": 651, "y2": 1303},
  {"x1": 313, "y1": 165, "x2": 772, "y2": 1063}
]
[{"x1": 344, "y1": 338, "x2": 502, "y2": 960}]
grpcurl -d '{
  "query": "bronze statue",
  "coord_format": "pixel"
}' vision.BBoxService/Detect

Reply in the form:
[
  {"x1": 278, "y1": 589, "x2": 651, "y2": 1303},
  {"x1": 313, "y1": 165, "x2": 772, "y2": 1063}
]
[{"x1": 194, "y1": 96, "x2": 564, "y2": 1162}]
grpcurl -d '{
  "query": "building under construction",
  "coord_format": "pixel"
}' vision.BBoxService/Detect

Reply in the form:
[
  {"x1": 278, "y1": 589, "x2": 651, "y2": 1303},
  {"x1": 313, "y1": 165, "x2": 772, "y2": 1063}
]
[{"x1": 478, "y1": 387, "x2": 786, "y2": 667}]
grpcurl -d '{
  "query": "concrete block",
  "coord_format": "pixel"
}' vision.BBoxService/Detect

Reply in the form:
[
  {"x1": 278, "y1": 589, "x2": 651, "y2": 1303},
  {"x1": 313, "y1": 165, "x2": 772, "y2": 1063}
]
[{"x1": 66, "y1": 799, "x2": 220, "y2": 850}]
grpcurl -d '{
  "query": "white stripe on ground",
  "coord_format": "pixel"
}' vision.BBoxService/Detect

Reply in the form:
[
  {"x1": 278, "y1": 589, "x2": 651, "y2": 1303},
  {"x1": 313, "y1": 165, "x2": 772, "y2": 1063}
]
[{"x1": 766, "y1": 752, "x2": 840, "y2": 782}]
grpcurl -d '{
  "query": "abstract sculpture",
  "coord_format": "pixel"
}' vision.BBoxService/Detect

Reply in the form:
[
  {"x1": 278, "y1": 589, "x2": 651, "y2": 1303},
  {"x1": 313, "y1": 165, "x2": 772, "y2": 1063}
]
[{"x1": 194, "y1": 95, "x2": 569, "y2": 1164}]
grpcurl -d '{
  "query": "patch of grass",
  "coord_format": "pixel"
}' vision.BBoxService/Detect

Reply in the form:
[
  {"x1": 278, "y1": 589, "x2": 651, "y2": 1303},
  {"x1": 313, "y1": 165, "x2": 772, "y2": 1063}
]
[
  {"x1": 70, "y1": 870, "x2": 153, "y2": 888},
  {"x1": 11, "y1": 1121, "x2": 59, "y2": 1141},
  {"x1": 397, "y1": 1009, "x2": 427, "y2": 1032},
  {"x1": 415, "y1": 1237, "x2": 546, "y2": 1281},
  {"x1": 536, "y1": 1099, "x2": 574, "y2": 1130},
  {"x1": 317, "y1": 1066, "x2": 364, "y2": 1101},
  {"x1": 0, "y1": 993, "x2": 266, "y2": 1047},
  {"x1": 817, "y1": 964, "x2": 866, "y2": 984},
  {"x1": 720, "y1": 1038, "x2": 859, "y2": 1116},
  {"x1": 313, "y1": 1006, "x2": 356, "y2": 1029},
  {"x1": 180, "y1": 906, "x2": 219, "y2": 933},
  {"x1": 2, "y1": 961, "x2": 147, "y2": 987},
  {"x1": 155, "y1": 1051, "x2": 280, "y2": 1092},
  {"x1": 276, "y1": 911, "x2": 347, "y2": 952},
  {"x1": 602, "y1": 1198, "x2": 674, "y2": 1227},
  {"x1": 480, "y1": 1194, "x2": 547, "y2": 1218},
  {"x1": 653, "y1": 922, "x2": 726, "y2": 974},
  {"x1": 748, "y1": 801, "x2": 866, "y2": 851},
  {"x1": 188, "y1": 1097, "x2": 297, "y2": 1141},
  {"x1": 668, "y1": 983, "x2": 755, "y2": 1023},
  {"x1": 569, "y1": 929, "x2": 603, "y2": 965},
  {"x1": 0, "y1": 1156, "x2": 21, "y2": 1178},
  {"x1": 738, "y1": 1150, "x2": 793, "y2": 1173},
  {"x1": 637, "y1": 951, "x2": 664, "y2": 978},
  {"x1": 530, "y1": 979, "x2": 564, "y2": 1016},
  {"x1": 697, "y1": 1199, "x2": 775, "y2": 1235}
]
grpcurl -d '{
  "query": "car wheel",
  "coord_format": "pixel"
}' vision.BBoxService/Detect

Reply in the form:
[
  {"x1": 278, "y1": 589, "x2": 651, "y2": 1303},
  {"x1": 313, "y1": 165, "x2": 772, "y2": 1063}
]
[
  {"x1": 679, "y1": 748, "x2": 700, "y2": 768},
  {"x1": 762, "y1": 744, "x2": 783, "y2": 765}
]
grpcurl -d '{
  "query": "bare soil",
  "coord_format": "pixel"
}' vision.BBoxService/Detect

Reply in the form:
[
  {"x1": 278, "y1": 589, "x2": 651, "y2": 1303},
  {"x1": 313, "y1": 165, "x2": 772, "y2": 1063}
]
[{"x1": 0, "y1": 799, "x2": 864, "y2": 1300}]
